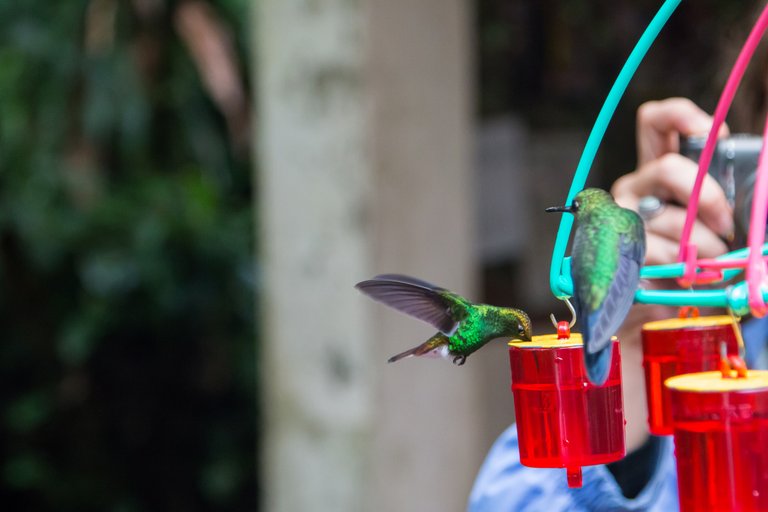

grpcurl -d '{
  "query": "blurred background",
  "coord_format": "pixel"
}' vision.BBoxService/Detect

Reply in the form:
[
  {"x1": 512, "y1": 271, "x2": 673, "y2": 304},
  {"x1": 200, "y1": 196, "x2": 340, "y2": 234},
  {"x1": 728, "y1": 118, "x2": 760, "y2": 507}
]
[{"x1": 0, "y1": 1, "x2": 759, "y2": 511}]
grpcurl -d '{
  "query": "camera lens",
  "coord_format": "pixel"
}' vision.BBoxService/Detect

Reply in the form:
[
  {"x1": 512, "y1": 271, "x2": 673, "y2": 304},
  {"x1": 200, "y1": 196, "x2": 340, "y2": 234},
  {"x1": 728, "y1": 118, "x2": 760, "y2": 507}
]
[{"x1": 679, "y1": 134, "x2": 763, "y2": 246}]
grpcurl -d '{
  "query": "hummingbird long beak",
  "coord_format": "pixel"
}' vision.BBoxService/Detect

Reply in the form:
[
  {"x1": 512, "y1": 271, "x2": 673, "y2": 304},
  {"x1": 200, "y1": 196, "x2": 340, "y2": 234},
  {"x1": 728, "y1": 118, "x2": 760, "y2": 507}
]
[{"x1": 545, "y1": 205, "x2": 573, "y2": 213}]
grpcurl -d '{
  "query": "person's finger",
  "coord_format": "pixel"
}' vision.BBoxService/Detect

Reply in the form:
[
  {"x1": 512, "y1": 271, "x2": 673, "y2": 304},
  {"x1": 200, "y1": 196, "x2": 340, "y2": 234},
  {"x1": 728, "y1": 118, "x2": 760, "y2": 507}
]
[
  {"x1": 636, "y1": 98, "x2": 729, "y2": 165},
  {"x1": 612, "y1": 153, "x2": 734, "y2": 237},
  {"x1": 644, "y1": 232, "x2": 680, "y2": 266},
  {"x1": 644, "y1": 205, "x2": 729, "y2": 259}
]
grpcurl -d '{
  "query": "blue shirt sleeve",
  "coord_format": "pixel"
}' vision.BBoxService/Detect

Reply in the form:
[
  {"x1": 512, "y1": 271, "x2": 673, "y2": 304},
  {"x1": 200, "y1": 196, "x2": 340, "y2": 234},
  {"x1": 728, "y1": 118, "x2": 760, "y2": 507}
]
[
  {"x1": 742, "y1": 316, "x2": 768, "y2": 369},
  {"x1": 468, "y1": 424, "x2": 679, "y2": 512}
]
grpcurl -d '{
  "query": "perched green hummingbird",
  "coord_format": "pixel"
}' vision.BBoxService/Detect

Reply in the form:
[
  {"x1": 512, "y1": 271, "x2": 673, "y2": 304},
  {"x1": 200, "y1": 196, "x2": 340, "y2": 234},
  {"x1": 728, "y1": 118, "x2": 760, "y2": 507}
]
[
  {"x1": 546, "y1": 188, "x2": 646, "y2": 385},
  {"x1": 355, "y1": 274, "x2": 532, "y2": 365}
]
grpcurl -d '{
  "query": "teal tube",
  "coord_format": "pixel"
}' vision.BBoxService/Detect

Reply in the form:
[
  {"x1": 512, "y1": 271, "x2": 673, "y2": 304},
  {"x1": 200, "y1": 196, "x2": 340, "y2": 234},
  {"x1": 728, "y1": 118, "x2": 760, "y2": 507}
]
[
  {"x1": 634, "y1": 289, "x2": 729, "y2": 308},
  {"x1": 640, "y1": 262, "x2": 685, "y2": 279},
  {"x1": 715, "y1": 243, "x2": 768, "y2": 261},
  {"x1": 638, "y1": 243, "x2": 768, "y2": 283},
  {"x1": 549, "y1": 0, "x2": 682, "y2": 299},
  {"x1": 634, "y1": 281, "x2": 754, "y2": 317}
]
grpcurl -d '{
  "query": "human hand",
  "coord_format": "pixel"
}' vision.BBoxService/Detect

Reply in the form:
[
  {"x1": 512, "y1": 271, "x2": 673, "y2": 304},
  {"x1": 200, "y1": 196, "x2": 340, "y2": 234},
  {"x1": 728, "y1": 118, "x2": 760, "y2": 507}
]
[
  {"x1": 612, "y1": 98, "x2": 734, "y2": 266},
  {"x1": 610, "y1": 98, "x2": 737, "y2": 452}
]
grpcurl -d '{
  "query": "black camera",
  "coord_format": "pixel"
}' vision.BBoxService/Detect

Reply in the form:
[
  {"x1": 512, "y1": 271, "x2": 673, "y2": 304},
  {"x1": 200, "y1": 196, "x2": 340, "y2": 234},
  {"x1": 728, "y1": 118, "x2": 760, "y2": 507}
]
[{"x1": 679, "y1": 134, "x2": 763, "y2": 245}]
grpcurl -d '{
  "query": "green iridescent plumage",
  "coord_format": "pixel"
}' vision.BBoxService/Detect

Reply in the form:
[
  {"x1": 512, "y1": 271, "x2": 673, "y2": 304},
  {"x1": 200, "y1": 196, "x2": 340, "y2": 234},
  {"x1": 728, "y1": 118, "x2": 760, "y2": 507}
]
[
  {"x1": 355, "y1": 274, "x2": 532, "y2": 365},
  {"x1": 547, "y1": 188, "x2": 645, "y2": 384},
  {"x1": 571, "y1": 189, "x2": 644, "y2": 310}
]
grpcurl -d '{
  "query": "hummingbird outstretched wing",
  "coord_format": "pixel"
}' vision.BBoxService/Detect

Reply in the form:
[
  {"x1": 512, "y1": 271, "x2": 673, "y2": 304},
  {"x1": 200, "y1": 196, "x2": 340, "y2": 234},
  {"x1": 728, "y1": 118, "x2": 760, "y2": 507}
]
[
  {"x1": 573, "y1": 217, "x2": 645, "y2": 384},
  {"x1": 354, "y1": 274, "x2": 470, "y2": 335}
]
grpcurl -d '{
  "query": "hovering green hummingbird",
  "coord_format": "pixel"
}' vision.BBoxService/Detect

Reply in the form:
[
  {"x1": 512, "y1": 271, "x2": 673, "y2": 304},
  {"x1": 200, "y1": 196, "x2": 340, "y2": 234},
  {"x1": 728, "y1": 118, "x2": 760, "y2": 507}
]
[
  {"x1": 546, "y1": 188, "x2": 646, "y2": 385},
  {"x1": 355, "y1": 274, "x2": 532, "y2": 365}
]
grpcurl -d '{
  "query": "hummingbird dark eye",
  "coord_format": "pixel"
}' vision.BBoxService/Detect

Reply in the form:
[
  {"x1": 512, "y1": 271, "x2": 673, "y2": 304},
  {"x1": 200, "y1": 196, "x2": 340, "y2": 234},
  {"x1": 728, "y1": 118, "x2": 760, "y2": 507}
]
[
  {"x1": 518, "y1": 324, "x2": 525, "y2": 336},
  {"x1": 572, "y1": 200, "x2": 580, "y2": 211}
]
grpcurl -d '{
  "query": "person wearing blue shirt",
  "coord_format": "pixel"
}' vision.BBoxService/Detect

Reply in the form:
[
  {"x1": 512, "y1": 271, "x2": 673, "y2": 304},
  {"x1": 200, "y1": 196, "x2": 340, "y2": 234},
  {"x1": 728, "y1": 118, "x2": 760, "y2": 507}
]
[{"x1": 468, "y1": 98, "x2": 768, "y2": 511}]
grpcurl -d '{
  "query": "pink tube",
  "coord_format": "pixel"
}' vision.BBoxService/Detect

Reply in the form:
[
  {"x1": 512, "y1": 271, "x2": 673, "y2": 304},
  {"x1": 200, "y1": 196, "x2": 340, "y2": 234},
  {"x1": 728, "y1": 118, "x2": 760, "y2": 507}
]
[
  {"x1": 747, "y1": 115, "x2": 768, "y2": 317},
  {"x1": 678, "y1": 4, "x2": 768, "y2": 286},
  {"x1": 697, "y1": 258, "x2": 748, "y2": 270}
]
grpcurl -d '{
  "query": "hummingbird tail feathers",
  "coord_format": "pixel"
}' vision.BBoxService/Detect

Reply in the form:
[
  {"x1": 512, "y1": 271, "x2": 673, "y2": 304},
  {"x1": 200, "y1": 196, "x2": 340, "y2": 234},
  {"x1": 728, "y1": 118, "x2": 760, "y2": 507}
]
[
  {"x1": 387, "y1": 347, "x2": 421, "y2": 363},
  {"x1": 584, "y1": 344, "x2": 614, "y2": 386},
  {"x1": 387, "y1": 335, "x2": 449, "y2": 363}
]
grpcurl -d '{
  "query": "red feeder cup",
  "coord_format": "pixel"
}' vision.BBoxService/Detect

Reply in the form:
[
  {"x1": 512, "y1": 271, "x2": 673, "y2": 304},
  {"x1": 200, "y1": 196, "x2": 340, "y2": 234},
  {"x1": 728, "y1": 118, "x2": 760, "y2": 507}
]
[
  {"x1": 666, "y1": 371, "x2": 768, "y2": 512},
  {"x1": 508, "y1": 334, "x2": 625, "y2": 488},
  {"x1": 641, "y1": 316, "x2": 740, "y2": 435}
]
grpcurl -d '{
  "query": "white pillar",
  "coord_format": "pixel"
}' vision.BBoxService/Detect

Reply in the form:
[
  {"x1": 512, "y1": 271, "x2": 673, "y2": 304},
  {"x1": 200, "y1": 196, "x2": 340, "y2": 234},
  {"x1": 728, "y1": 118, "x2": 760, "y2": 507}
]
[
  {"x1": 368, "y1": 1, "x2": 483, "y2": 511},
  {"x1": 255, "y1": 1, "x2": 478, "y2": 510},
  {"x1": 255, "y1": 1, "x2": 374, "y2": 510}
]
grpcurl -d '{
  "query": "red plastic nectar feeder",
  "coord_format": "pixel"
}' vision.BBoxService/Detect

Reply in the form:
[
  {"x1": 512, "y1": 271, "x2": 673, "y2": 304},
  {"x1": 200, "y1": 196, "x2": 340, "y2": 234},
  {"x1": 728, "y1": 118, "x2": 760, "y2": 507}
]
[
  {"x1": 666, "y1": 371, "x2": 768, "y2": 512},
  {"x1": 641, "y1": 314, "x2": 740, "y2": 435},
  {"x1": 508, "y1": 327, "x2": 625, "y2": 488}
]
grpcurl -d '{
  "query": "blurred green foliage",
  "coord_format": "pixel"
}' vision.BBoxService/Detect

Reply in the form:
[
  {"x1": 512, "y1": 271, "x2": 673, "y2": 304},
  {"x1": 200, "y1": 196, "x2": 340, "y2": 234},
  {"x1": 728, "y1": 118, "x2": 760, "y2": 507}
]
[{"x1": 0, "y1": 1, "x2": 255, "y2": 510}]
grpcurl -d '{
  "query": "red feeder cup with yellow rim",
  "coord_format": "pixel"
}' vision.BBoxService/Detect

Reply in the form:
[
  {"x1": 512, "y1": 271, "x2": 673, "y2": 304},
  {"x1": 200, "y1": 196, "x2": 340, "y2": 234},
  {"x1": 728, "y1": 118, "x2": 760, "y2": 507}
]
[
  {"x1": 641, "y1": 315, "x2": 740, "y2": 435},
  {"x1": 666, "y1": 370, "x2": 768, "y2": 512},
  {"x1": 508, "y1": 329, "x2": 625, "y2": 488}
]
